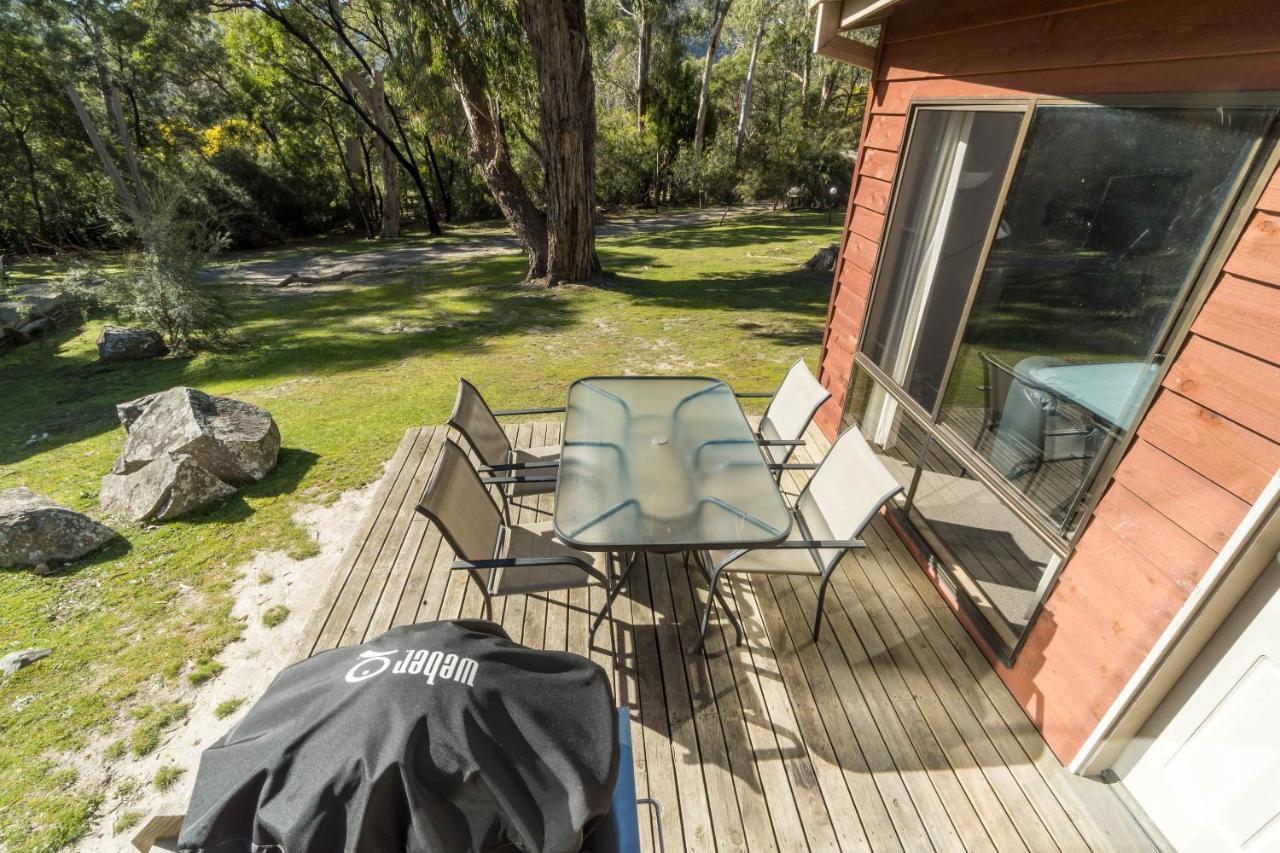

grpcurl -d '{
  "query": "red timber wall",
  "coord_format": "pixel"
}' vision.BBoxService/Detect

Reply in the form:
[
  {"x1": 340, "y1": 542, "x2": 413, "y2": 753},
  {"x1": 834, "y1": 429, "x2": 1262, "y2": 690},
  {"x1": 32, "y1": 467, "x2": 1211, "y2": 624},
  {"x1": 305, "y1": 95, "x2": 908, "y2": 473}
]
[{"x1": 814, "y1": 0, "x2": 1280, "y2": 762}]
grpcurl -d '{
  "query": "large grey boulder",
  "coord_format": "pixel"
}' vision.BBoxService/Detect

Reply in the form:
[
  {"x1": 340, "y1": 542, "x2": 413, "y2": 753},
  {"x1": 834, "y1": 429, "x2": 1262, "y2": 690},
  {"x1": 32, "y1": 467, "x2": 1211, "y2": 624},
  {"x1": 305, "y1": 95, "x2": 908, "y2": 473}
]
[
  {"x1": 100, "y1": 452, "x2": 237, "y2": 522},
  {"x1": 112, "y1": 387, "x2": 280, "y2": 484},
  {"x1": 97, "y1": 327, "x2": 168, "y2": 363},
  {"x1": 0, "y1": 487, "x2": 117, "y2": 570}
]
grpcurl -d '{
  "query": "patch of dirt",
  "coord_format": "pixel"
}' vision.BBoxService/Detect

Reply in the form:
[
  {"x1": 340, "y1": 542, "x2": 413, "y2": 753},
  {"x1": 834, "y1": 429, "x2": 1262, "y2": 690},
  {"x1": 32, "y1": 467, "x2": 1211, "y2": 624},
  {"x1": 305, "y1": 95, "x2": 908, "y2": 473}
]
[{"x1": 71, "y1": 480, "x2": 379, "y2": 852}]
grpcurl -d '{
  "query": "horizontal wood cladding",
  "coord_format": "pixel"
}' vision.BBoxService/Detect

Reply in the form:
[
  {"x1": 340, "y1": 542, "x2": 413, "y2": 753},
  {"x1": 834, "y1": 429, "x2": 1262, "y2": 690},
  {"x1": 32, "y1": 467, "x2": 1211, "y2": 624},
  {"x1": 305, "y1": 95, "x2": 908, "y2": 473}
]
[
  {"x1": 880, "y1": 0, "x2": 1280, "y2": 83},
  {"x1": 1222, "y1": 210, "x2": 1280, "y2": 285},
  {"x1": 1111, "y1": 439, "x2": 1251, "y2": 552},
  {"x1": 814, "y1": 0, "x2": 1280, "y2": 764},
  {"x1": 1163, "y1": 336, "x2": 1280, "y2": 444},
  {"x1": 1192, "y1": 274, "x2": 1280, "y2": 365},
  {"x1": 1137, "y1": 390, "x2": 1280, "y2": 504}
]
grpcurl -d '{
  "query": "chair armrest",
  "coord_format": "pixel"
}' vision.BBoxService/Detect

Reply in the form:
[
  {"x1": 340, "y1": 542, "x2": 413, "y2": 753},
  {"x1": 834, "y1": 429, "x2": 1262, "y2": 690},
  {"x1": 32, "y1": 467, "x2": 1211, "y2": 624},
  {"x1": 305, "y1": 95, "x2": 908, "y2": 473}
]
[
  {"x1": 480, "y1": 460, "x2": 560, "y2": 472},
  {"x1": 1044, "y1": 427, "x2": 1093, "y2": 436},
  {"x1": 757, "y1": 439, "x2": 806, "y2": 447},
  {"x1": 767, "y1": 463, "x2": 818, "y2": 470},
  {"x1": 733, "y1": 392, "x2": 774, "y2": 399},
  {"x1": 481, "y1": 473, "x2": 558, "y2": 485},
  {"x1": 770, "y1": 538, "x2": 866, "y2": 549},
  {"x1": 491, "y1": 406, "x2": 566, "y2": 416},
  {"x1": 452, "y1": 556, "x2": 606, "y2": 585}
]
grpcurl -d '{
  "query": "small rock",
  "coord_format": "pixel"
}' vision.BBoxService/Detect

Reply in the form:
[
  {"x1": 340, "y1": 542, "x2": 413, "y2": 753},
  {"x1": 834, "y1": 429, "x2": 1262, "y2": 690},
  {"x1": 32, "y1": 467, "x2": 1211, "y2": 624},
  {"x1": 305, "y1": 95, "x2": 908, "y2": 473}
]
[
  {"x1": 112, "y1": 387, "x2": 280, "y2": 484},
  {"x1": 100, "y1": 452, "x2": 237, "y2": 522},
  {"x1": 0, "y1": 487, "x2": 117, "y2": 569},
  {"x1": 0, "y1": 648, "x2": 51, "y2": 678},
  {"x1": 97, "y1": 327, "x2": 168, "y2": 363}
]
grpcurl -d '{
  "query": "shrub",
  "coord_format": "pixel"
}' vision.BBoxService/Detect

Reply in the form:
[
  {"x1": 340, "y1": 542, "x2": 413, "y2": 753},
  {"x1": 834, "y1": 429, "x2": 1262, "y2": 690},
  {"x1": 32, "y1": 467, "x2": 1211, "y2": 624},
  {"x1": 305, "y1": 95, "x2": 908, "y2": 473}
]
[{"x1": 65, "y1": 176, "x2": 232, "y2": 351}]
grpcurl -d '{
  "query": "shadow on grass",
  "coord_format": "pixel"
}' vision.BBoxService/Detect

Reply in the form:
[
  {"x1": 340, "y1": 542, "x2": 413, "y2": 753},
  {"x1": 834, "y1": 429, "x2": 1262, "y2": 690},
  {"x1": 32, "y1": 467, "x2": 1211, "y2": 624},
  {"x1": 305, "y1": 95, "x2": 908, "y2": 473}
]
[
  {"x1": 2, "y1": 533, "x2": 133, "y2": 579},
  {"x1": 0, "y1": 254, "x2": 577, "y2": 465},
  {"x1": 2, "y1": 215, "x2": 839, "y2": 466}
]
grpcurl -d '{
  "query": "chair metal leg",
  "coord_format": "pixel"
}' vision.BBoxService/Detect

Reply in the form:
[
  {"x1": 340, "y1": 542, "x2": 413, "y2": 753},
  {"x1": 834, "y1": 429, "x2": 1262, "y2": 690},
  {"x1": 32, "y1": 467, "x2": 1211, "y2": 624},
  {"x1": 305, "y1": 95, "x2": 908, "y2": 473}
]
[
  {"x1": 813, "y1": 573, "x2": 834, "y2": 641},
  {"x1": 693, "y1": 552, "x2": 743, "y2": 651}
]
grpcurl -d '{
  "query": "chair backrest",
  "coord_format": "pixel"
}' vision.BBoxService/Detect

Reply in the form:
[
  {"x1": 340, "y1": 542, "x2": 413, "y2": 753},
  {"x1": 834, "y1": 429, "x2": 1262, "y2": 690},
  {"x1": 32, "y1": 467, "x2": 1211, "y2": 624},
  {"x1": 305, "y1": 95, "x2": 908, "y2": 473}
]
[
  {"x1": 417, "y1": 440, "x2": 503, "y2": 565},
  {"x1": 449, "y1": 379, "x2": 512, "y2": 468},
  {"x1": 979, "y1": 352, "x2": 1016, "y2": 427},
  {"x1": 794, "y1": 427, "x2": 903, "y2": 573},
  {"x1": 758, "y1": 359, "x2": 831, "y2": 464}
]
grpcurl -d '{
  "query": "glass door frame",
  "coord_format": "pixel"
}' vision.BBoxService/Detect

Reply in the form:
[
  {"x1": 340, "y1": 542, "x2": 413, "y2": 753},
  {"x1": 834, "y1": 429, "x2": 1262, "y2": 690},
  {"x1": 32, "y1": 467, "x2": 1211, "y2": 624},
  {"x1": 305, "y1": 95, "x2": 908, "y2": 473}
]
[{"x1": 845, "y1": 93, "x2": 1280, "y2": 660}]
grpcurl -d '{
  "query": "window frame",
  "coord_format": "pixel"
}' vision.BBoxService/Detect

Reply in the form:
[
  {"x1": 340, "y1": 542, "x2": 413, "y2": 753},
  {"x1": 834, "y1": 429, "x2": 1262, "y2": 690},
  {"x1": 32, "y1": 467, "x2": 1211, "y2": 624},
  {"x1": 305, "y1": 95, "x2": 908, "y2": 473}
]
[{"x1": 846, "y1": 93, "x2": 1280, "y2": 661}]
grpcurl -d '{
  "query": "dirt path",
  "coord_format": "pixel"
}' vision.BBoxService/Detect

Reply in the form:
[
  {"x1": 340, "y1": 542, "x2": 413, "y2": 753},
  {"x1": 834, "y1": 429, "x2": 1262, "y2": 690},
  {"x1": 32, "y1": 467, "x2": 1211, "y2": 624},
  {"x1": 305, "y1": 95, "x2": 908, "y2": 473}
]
[
  {"x1": 212, "y1": 206, "x2": 768, "y2": 287},
  {"x1": 76, "y1": 482, "x2": 379, "y2": 852}
]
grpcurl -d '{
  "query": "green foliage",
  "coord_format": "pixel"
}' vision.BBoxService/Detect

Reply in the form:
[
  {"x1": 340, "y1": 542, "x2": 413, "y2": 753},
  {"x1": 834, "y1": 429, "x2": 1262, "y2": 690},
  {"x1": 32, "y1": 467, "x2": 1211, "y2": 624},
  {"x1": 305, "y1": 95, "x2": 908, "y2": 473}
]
[
  {"x1": 213, "y1": 697, "x2": 246, "y2": 719},
  {"x1": 261, "y1": 605, "x2": 290, "y2": 629}
]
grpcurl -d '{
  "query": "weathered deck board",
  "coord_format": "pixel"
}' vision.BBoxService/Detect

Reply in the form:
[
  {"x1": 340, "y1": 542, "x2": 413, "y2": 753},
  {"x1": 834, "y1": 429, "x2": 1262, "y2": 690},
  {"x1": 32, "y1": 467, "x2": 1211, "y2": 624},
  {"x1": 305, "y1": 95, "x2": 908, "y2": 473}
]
[{"x1": 293, "y1": 421, "x2": 1153, "y2": 852}]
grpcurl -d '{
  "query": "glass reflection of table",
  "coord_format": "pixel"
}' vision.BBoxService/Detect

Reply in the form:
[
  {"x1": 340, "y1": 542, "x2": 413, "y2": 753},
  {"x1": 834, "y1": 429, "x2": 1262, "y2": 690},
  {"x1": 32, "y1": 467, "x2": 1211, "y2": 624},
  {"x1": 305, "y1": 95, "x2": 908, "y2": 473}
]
[
  {"x1": 1020, "y1": 361, "x2": 1158, "y2": 431},
  {"x1": 554, "y1": 377, "x2": 793, "y2": 644}
]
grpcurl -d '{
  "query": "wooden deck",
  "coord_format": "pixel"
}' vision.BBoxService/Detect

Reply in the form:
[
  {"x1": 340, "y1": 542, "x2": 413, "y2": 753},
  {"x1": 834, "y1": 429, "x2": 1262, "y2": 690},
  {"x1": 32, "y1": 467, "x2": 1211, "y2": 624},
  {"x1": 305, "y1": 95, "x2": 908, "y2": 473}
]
[{"x1": 294, "y1": 421, "x2": 1154, "y2": 852}]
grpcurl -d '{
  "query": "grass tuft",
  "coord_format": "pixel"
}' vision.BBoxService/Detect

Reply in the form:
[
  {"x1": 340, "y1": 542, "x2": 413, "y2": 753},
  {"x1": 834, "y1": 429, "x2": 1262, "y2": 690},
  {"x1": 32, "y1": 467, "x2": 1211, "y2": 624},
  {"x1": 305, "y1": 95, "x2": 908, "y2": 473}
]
[
  {"x1": 261, "y1": 605, "x2": 290, "y2": 628},
  {"x1": 153, "y1": 765, "x2": 183, "y2": 792},
  {"x1": 213, "y1": 697, "x2": 246, "y2": 719},
  {"x1": 187, "y1": 658, "x2": 224, "y2": 686},
  {"x1": 130, "y1": 701, "x2": 191, "y2": 757},
  {"x1": 113, "y1": 809, "x2": 143, "y2": 834}
]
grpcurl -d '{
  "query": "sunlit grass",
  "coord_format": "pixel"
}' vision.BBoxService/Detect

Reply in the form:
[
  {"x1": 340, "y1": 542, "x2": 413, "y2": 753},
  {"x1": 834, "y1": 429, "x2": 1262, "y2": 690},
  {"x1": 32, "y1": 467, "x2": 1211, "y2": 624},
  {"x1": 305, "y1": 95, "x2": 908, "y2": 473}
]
[{"x1": 0, "y1": 211, "x2": 840, "y2": 850}]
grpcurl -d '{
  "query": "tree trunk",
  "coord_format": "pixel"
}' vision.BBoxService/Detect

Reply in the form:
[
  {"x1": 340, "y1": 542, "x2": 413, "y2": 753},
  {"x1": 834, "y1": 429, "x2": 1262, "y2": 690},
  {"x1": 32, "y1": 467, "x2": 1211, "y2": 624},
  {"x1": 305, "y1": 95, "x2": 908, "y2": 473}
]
[
  {"x1": 636, "y1": 11, "x2": 652, "y2": 129},
  {"x1": 423, "y1": 132, "x2": 453, "y2": 222},
  {"x1": 372, "y1": 73, "x2": 400, "y2": 238},
  {"x1": 8, "y1": 121, "x2": 47, "y2": 236},
  {"x1": 326, "y1": 112, "x2": 374, "y2": 237},
  {"x1": 819, "y1": 65, "x2": 838, "y2": 113},
  {"x1": 734, "y1": 13, "x2": 766, "y2": 167},
  {"x1": 519, "y1": 0, "x2": 600, "y2": 284},
  {"x1": 800, "y1": 49, "x2": 811, "y2": 125},
  {"x1": 694, "y1": 0, "x2": 732, "y2": 156},
  {"x1": 66, "y1": 84, "x2": 142, "y2": 224},
  {"x1": 450, "y1": 70, "x2": 548, "y2": 278}
]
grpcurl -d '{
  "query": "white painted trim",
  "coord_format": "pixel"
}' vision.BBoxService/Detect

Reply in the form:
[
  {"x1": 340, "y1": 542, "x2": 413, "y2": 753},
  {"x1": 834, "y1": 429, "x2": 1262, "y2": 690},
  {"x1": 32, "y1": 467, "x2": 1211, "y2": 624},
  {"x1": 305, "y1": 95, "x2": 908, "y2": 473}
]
[
  {"x1": 1069, "y1": 470, "x2": 1280, "y2": 775},
  {"x1": 812, "y1": 0, "x2": 880, "y2": 68}
]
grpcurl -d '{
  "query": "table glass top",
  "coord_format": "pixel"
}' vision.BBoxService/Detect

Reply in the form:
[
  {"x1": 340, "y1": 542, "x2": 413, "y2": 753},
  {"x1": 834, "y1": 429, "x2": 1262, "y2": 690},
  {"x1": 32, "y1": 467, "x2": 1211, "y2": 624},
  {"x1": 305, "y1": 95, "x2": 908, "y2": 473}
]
[{"x1": 553, "y1": 377, "x2": 792, "y2": 550}]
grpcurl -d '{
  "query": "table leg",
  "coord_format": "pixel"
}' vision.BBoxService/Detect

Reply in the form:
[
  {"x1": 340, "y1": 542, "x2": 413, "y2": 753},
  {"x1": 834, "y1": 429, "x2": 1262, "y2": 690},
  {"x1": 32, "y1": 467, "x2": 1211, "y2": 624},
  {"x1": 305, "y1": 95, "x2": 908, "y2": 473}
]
[{"x1": 590, "y1": 550, "x2": 640, "y2": 643}]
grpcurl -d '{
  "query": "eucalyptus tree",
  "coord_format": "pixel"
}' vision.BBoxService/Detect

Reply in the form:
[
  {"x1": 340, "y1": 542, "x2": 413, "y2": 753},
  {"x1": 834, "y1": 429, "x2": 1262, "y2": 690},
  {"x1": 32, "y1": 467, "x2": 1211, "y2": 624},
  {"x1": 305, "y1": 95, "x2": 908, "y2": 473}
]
[{"x1": 210, "y1": 0, "x2": 442, "y2": 235}]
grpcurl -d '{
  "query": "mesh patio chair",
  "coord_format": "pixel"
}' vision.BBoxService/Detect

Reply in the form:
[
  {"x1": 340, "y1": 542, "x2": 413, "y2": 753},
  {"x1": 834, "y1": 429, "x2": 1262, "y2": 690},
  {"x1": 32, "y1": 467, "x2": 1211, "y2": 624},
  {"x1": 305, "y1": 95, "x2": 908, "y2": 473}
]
[
  {"x1": 974, "y1": 352, "x2": 1016, "y2": 448},
  {"x1": 416, "y1": 439, "x2": 615, "y2": 640},
  {"x1": 694, "y1": 427, "x2": 903, "y2": 645},
  {"x1": 736, "y1": 358, "x2": 831, "y2": 469},
  {"x1": 448, "y1": 378, "x2": 564, "y2": 497}
]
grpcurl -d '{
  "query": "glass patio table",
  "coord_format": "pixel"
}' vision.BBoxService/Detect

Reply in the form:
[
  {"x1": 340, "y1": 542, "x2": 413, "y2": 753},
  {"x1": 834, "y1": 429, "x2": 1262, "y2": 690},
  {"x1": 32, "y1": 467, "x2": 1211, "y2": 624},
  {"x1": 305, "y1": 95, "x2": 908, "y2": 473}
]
[
  {"x1": 554, "y1": 377, "x2": 794, "y2": 646},
  {"x1": 552, "y1": 376, "x2": 792, "y2": 552}
]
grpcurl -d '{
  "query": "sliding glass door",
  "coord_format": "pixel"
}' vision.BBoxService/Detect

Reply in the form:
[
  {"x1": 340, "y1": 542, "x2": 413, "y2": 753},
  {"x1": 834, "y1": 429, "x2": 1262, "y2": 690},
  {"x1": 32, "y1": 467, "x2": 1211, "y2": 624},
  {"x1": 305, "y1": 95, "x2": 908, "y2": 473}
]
[{"x1": 845, "y1": 99, "x2": 1278, "y2": 659}]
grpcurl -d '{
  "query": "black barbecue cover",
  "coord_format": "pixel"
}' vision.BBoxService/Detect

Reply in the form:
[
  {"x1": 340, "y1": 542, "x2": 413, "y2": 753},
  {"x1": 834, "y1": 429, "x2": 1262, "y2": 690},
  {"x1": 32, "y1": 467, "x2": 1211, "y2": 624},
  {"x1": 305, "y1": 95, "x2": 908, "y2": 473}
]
[{"x1": 178, "y1": 620, "x2": 619, "y2": 853}]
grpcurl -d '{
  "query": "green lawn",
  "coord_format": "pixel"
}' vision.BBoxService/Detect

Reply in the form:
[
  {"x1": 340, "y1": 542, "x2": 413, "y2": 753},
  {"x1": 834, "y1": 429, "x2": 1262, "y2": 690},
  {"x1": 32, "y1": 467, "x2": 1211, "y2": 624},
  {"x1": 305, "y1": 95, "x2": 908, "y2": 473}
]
[{"x1": 0, "y1": 211, "x2": 840, "y2": 851}]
